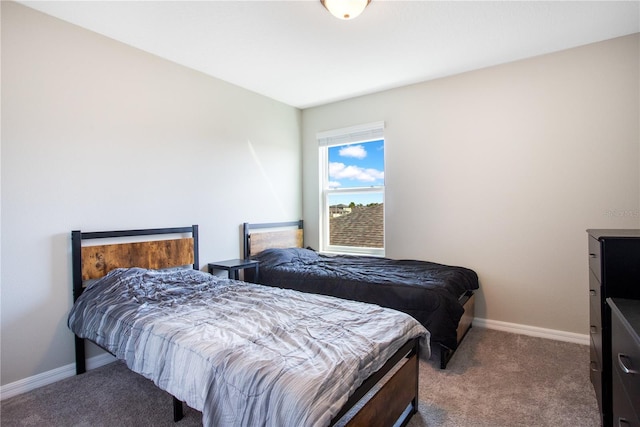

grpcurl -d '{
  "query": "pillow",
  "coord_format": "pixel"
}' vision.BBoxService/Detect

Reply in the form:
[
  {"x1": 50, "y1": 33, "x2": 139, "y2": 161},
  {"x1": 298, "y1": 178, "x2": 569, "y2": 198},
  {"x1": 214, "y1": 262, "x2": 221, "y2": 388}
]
[
  {"x1": 253, "y1": 247, "x2": 318, "y2": 267},
  {"x1": 82, "y1": 265, "x2": 193, "y2": 288}
]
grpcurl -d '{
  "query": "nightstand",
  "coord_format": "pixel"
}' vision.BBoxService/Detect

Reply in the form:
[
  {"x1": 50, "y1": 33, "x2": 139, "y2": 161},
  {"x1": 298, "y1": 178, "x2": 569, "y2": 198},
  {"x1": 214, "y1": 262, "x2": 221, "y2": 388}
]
[{"x1": 207, "y1": 259, "x2": 259, "y2": 282}]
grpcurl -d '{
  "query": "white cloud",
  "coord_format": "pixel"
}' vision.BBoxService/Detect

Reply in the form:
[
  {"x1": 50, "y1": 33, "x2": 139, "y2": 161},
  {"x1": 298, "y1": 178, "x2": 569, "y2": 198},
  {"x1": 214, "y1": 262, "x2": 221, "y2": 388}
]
[
  {"x1": 328, "y1": 181, "x2": 341, "y2": 189},
  {"x1": 339, "y1": 145, "x2": 367, "y2": 159},
  {"x1": 329, "y1": 162, "x2": 384, "y2": 183}
]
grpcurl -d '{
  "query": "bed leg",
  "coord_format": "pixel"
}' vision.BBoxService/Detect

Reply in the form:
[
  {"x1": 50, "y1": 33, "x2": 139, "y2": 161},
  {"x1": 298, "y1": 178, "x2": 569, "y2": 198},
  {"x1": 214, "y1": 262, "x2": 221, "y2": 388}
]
[
  {"x1": 173, "y1": 397, "x2": 184, "y2": 422},
  {"x1": 439, "y1": 344, "x2": 453, "y2": 370},
  {"x1": 74, "y1": 335, "x2": 86, "y2": 375}
]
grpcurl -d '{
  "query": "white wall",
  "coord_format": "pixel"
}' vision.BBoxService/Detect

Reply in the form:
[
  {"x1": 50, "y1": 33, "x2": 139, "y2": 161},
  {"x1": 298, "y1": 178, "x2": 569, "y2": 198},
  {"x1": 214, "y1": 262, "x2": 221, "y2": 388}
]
[
  {"x1": 302, "y1": 34, "x2": 640, "y2": 336},
  {"x1": 1, "y1": 2, "x2": 302, "y2": 386}
]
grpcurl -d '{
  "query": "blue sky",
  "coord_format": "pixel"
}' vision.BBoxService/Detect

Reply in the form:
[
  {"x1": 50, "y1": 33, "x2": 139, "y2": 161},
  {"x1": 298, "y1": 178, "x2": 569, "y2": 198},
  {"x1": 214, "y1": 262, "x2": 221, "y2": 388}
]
[
  {"x1": 328, "y1": 139, "x2": 384, "y2": 206},
  {"x1": 328, "y1": 139, "x2": 384, "y2": 189}
]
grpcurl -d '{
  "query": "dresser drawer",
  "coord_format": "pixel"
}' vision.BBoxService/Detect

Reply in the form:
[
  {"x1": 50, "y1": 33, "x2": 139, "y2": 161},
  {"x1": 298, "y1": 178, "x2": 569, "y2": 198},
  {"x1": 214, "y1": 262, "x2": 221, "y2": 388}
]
[
  {"x1": 613, "y1": 368, "x2": 640, "y2": 426},
  {"x1": 591, "y1": 279, "x2": 603, "y2": 362},
  {"x1": 589, "y1": 235, "x2": 602, "y2": 282},
  {"x1": 610, "y1": 298, "x2": 640, "y2": 426},
  {"x1": 590, "y1": 271, "x2": 602, "y2": 326},
  {"x1": 612, "y1": 308, "x2": 640, "y2": 415},
  {"x1": 591, "y1": 336, "x2": 603, "y2": 405}
]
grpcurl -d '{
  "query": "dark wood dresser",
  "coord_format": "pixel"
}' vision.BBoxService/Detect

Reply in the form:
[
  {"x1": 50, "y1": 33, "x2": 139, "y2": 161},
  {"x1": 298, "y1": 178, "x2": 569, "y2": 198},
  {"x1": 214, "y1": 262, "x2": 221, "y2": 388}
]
[
  {"x1": 587, "y1": 229, "x2": 640, "y2": 427},
  {"x1": 608, "y1": 298, "x2": 640, "y2": 427}
]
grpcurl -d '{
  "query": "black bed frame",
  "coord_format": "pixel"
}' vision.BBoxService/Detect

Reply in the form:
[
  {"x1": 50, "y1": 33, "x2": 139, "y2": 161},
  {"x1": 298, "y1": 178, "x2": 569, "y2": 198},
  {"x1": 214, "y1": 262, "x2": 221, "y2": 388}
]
[
  {"x1": 243, "y1": 220, "x2": 474, "y2": 369},
  {"x1": 71, "y1": 225, "x2": 199, "y2": 422},
  {"x1": 438, "y1": 290, "x2": 474, "y2": 369},
  {"x1": 71, "y1": 224, "x2": 422, "y2": 425}
]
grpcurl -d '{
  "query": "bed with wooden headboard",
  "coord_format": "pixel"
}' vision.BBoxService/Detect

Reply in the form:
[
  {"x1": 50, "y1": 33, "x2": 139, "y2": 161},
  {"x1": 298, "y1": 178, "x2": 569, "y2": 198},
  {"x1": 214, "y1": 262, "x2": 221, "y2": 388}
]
[
  {"x1": 243, "y1": 220, "x2": 478, "y2": 369},
  {"x1": 70, "y1": 225, "x2": 426, "y2": 426}
]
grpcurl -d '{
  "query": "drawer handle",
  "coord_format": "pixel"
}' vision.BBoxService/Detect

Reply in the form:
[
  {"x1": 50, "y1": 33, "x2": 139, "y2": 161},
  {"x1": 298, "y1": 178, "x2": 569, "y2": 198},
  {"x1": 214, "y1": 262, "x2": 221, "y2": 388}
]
[
  {"x1": 618, "y1": 418, "x2": 630, "y2": 426},
  {"x1": 590, "y1": 361, "x2": 598, "y2": 372},
  {"x1": 589, "y1": 289, "x2": 597, "y2": 296},
  {"x1": 589, "y1": 253, "x2": 597, "y2": 258},
  {"x1": 618, "y1": 353, "x2": 639, "y2": 375},
  {"x1": 590, "y1": 326, "x2": 598, "y2": 334}
]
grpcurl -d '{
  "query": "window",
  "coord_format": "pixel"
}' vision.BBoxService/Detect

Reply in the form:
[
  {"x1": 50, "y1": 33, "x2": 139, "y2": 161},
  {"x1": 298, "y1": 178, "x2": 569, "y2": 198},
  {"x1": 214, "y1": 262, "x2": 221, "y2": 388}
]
[{"x1": 318, "y1": 122, "x2": 385, "y2": 256}]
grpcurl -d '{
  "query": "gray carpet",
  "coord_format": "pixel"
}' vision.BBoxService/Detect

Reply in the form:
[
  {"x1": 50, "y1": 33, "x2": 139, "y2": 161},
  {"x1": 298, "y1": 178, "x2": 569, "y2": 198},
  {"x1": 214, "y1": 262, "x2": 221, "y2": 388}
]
[
  {"x1": 410, "y1": 328, "x2": 600, "y2": 427},
  {"x1": 1, "y1": 328, "x2": 600, "y2": 426}
]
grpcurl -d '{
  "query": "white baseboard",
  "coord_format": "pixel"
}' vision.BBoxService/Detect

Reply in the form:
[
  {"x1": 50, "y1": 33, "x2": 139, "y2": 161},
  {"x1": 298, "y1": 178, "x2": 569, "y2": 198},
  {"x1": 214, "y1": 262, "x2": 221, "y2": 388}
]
[
  {"x1": 474, "y1": 317, "x2": 590, "y2": 345},
  {"x1": 1, "y1": 320, "x2": 589, "y2": 401},
  {"x1": 0, "y1": 353, "x2": 116, "y2": 401}
]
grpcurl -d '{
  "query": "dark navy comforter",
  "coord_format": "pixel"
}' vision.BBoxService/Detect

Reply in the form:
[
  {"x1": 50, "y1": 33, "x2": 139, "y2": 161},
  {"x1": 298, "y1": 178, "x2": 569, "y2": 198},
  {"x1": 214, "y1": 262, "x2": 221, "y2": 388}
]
[{"x1": 252, "y1": 248, "x2": 479, "y2": 350}]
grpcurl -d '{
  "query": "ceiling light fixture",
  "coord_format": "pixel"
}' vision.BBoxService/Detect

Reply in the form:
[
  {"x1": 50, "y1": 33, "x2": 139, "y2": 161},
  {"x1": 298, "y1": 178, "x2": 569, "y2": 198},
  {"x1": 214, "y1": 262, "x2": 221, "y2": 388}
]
[{"x1": 321, "y1": 0, "x2": 371, "y2": 20}]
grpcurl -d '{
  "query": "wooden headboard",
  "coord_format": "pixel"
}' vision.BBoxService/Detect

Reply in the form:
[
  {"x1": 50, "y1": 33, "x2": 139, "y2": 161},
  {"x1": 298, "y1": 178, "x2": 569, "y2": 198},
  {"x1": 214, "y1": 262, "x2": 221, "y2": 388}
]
[
  {"x1": 243, "y1": 221, "x2": 303, "y2": 259},
  {"x1": 71, "y1": 225, "x2": 199, "y2": 302}
]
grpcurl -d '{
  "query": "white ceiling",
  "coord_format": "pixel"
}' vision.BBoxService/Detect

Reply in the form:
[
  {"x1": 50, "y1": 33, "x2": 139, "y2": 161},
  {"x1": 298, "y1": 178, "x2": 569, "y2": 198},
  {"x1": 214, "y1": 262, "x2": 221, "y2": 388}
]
[{"x1": 19, "y1": 1, "x2": 640, "y2": 109}]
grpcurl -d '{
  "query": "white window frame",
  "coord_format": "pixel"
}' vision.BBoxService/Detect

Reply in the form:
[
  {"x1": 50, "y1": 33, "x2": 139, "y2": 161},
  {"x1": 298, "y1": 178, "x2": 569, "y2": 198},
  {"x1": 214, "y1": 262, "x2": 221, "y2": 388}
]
[{"x1": 317, "y1": 121, "x2": 385, "y2": 256}]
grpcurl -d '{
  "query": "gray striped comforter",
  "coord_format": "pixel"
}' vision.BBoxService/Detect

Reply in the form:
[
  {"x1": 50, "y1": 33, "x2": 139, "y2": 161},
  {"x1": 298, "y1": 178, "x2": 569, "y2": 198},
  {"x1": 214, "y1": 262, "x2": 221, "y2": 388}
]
[{"x1": 68, "y1": 267, "x2": 429, "y2": 427}]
